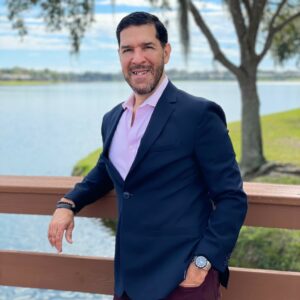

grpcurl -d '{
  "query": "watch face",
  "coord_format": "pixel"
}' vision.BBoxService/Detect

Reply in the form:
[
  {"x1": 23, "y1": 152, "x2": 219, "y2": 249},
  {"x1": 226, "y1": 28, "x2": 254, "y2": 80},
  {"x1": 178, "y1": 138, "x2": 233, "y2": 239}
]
[{"x1": 195, "y1": 256, "x2": 207, "y2": 268}]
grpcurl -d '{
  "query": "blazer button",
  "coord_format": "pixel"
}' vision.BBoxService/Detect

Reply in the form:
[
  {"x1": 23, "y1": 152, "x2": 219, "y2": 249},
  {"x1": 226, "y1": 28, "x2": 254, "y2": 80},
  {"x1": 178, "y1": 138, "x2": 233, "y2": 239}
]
[{"x1": 123, "y1": 192, "x2": 131, "y2": 199}]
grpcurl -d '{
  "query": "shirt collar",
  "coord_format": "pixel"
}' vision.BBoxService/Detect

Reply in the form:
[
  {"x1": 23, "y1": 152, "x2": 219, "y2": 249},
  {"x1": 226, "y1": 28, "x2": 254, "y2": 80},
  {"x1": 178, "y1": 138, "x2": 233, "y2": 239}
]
[{"x1": 122, "y1": 75, "x2": 169, "y2": 111}]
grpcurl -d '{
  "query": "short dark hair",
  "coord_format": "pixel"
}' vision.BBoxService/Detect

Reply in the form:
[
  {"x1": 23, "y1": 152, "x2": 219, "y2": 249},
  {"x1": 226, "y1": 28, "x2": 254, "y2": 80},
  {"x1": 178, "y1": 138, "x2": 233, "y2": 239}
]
[{"x1": 116, "y1": 12, "x2": 168, "y2": 47}]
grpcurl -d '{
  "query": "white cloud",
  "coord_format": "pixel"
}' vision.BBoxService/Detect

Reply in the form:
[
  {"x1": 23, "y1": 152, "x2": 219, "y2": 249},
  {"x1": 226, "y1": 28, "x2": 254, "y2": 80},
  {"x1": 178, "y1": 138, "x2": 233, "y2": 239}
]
[
  {"x1": 0, "y1": 35, "x2": 69, "y2": 50},
  {"x1": 0, "y1": 0, "x2": 243, "y2": 71},
  {"x1": 192, "y1": 1, "x2": 221, "y2": 10}
]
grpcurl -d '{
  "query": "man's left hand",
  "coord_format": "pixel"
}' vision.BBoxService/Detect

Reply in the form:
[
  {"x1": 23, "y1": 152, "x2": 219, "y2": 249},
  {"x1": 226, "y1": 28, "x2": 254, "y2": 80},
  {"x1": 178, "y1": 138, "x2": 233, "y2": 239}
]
[{"x1": 179, "y1": 262, "x2": 208, "y2": 287}]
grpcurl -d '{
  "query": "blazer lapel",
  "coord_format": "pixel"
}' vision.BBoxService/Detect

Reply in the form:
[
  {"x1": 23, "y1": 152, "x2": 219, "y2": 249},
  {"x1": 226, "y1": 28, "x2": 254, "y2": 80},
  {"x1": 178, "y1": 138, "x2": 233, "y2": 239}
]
[
  {"x1": 102, "y1": 105, "x2": 125, "y2": 159},
  {"x1": 127, "y1": 82, "x2": 177, "y2": 177}
]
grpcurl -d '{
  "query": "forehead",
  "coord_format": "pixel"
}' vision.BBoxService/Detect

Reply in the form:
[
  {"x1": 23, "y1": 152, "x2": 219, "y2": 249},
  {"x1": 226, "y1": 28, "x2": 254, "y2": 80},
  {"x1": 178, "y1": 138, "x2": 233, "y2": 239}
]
[{"x1": 119, "y1": 24, "x2": 159, "y2": 46}]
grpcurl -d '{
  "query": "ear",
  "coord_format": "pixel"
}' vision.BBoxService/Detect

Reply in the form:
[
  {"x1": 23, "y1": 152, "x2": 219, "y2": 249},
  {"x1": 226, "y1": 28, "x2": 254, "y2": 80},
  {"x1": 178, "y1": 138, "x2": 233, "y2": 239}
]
[
  {"x1": 163, "y1": 43, "x2": 171, "y2": 64},
  {"x1": 117, "y1": 48, "x2": 122, "y2": 63}
]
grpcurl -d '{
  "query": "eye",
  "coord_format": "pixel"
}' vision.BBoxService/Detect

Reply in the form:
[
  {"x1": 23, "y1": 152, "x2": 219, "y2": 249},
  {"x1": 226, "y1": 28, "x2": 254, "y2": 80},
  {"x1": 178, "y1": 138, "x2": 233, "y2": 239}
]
[{"x1": 122, "y1": 48, "x2": 132, "y2": 54}]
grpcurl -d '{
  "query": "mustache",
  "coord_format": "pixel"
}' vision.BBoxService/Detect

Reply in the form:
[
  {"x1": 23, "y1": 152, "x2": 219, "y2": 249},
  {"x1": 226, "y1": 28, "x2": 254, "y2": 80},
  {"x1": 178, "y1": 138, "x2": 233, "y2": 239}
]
[{"x1": 129, "y1": 65, "x2": 152, "y2": 71}]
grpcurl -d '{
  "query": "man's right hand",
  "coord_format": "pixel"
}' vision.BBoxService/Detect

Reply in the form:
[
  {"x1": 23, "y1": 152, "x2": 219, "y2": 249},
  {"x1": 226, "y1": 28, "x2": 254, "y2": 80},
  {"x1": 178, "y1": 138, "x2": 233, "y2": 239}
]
[{"x1": 48, "y1": 206, "x2": 75, "y2": 253}]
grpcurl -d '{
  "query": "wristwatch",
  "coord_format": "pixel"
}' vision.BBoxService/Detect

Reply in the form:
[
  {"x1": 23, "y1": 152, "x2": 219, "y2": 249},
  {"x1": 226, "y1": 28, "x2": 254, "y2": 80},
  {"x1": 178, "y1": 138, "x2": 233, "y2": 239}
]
[{"x1": 193, "y1": 256, "x2": 211, "y2": 271}]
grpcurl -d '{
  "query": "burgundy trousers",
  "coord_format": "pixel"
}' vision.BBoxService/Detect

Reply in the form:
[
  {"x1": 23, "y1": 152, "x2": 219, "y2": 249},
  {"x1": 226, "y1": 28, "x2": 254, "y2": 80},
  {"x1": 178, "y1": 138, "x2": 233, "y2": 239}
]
[{"x1": 113, "y1": 269, "x2": 221, "y2": 300}]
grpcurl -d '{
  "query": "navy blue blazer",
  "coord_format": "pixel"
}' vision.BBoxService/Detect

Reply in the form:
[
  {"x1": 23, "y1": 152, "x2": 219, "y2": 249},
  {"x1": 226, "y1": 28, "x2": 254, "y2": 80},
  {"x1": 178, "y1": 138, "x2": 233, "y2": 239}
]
[{"x1": 65, "y1": 81, "x2": 247, "y2": 300}]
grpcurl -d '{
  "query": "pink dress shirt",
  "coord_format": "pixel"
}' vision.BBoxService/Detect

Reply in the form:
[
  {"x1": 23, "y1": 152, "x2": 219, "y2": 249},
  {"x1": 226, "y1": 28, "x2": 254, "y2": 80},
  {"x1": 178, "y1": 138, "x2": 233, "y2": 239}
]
[{"x1": 109, "y1": 76, "x2": 169, "y2": 180}]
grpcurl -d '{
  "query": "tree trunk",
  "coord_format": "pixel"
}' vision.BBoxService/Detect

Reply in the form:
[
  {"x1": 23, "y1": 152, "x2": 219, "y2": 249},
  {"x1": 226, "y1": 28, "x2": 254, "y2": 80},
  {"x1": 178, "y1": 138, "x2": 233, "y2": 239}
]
[{"x1": 237, "y1": 72, "x2": 266, "y2": 177}]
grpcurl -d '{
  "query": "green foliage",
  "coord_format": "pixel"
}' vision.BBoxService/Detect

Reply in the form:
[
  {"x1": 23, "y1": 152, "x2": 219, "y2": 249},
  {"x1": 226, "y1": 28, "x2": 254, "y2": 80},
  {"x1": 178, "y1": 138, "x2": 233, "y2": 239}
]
[
  {"x1": 253, "y1": 175, "x2": 300, "y2": 185},
  {"x1": 231, "y1": 227, "x2": 300, "y2": 271},
  {"x1": 270, "y1": 15, "x2": 300, "y2": 65}
]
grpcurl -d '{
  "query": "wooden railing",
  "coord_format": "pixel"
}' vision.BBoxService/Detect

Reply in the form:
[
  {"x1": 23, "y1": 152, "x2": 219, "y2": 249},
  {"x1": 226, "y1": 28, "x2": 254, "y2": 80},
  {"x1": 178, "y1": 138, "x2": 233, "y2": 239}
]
[{"x1": 0, "y1": 176, "x2": 299, "y2": 300}]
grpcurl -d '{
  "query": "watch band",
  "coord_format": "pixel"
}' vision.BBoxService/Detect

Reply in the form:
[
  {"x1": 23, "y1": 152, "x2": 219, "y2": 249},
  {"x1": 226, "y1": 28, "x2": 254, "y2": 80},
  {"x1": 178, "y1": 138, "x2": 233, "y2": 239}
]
[{"x1": 56, "y1": 201, "x2": 76, "y2": 214}]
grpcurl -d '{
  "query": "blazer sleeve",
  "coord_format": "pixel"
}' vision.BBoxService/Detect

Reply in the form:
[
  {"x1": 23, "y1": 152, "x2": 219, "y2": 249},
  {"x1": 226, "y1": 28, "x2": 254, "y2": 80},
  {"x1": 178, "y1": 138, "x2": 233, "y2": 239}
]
[
  {"x1": 193, "y1": 101, "x2": 248, "y2": 273},
  {"x1": 64, "y1": 114, "x2": 114, "y2": 213}
]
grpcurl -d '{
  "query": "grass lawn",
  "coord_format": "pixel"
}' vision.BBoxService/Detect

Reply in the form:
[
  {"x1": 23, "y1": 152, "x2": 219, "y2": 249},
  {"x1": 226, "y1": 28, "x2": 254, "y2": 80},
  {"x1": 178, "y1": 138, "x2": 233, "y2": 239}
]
[
  {"x1": 73, "y1": 108, "x2": 300, "y2": 184},
  {"x1": 72, "y1": 148, "x2": 102, "y2": 176},
  {"x1": 228, "y1": 109, "x2": 300, "y2": 184},
  {"x1": 228, "y1": 109, "x2": 300, "y2": 166}
]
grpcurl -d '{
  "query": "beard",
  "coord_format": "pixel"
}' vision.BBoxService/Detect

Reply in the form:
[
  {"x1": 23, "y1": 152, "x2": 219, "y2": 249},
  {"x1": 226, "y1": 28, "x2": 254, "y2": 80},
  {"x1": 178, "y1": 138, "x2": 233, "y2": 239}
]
[{"x1": 124, "y1": 58, "x2": 165, "y2": 96}]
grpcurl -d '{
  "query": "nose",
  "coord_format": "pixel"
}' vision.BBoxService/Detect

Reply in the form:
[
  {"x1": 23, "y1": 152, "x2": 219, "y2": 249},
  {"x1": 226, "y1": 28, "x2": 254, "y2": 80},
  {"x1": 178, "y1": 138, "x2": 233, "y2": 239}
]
[{"x1": 131, "y1": 48, "x2": 146, "y2": 65}]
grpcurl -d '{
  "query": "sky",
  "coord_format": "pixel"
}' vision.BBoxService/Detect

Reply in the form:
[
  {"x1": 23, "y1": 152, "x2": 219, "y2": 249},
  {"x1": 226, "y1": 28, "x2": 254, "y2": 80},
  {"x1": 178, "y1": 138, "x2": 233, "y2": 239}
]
[{"x1": 0, "y1": 0, "x2": 298, "y2": 73}]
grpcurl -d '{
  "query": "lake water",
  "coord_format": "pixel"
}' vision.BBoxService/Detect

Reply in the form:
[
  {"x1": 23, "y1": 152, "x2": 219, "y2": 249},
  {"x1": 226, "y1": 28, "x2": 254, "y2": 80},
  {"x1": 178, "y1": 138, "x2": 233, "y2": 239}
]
[
  {"x1": 0, "y1": 80, "x2": 299, "y2": 299},
  {"x1": 0, "y1": 81, "x2": 299, "y2": 177}
]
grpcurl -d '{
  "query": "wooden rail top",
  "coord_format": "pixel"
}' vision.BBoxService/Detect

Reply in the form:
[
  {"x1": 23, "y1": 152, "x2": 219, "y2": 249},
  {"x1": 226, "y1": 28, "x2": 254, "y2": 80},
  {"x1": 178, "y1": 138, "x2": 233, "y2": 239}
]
[
  {"x1": 0, "y1": 175, "x2": 82, "y2": 194},
  {"x1": 0, "y1": 175, "x2": 299, "y2": 229},
  {"x1": 1, "y1": 249, "x2": 299, "y2": 299},
  {"x1": 1, "y1": 175, "x2": 299, "y2": 201}
]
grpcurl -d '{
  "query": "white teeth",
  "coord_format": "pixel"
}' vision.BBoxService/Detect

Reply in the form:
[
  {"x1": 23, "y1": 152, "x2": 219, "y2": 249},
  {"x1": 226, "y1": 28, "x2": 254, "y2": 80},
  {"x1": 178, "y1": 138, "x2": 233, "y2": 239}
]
[{"x1": 132, "y1": 70, "x2": 149, "y2": 75}]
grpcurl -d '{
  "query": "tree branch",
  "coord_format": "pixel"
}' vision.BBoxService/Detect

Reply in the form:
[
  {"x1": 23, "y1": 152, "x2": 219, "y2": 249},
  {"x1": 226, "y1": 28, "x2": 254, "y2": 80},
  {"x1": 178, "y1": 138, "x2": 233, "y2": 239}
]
[
  {"x1": 241, "y1": 0, "x2": 252, "y2": 22},
  {"x1": 258, "y1": 10, "x2": 300, "y2": 61},
  {"x1": 228, "y1": 0, "x2": 247, "y2": 47},
  {"x1": 268, "y1": 0, "x2": 288, "y2": 30},
  {"x1": 273, "y1": 11, "x2": 300, "y2": 33},
  {"x1": 248, "y1": 0, "x2": 267, "y2": 47},
  {"x1": 178, "y1": 0, "x2": 190, "y2": 59},
  {"x1": 188, "y1": 0, "x2": 241, "y2": 76}
]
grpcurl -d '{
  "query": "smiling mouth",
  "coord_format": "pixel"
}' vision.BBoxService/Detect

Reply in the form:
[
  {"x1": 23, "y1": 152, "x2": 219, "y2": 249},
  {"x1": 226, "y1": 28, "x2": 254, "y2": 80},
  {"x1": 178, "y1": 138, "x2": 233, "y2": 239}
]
[{"x1": 131, "y1": 69, "x2": 151, "y2": 76}]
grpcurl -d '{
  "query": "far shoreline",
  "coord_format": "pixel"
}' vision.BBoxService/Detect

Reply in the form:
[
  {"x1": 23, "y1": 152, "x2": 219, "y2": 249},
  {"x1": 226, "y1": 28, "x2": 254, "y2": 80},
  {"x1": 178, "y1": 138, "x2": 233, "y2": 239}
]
[
  {"x1": 0, "y1": 81, "x2": 58, "y2": 86},
  {"x1": 1, "y1": 78, "x2": 300, "y2": 86}
]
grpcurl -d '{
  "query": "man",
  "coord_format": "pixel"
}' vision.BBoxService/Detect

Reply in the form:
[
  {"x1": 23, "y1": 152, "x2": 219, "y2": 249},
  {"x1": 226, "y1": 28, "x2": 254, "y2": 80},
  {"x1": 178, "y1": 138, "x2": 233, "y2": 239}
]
[{"x1": 48, "y1": 12, "x2": 247, "y2": 300}]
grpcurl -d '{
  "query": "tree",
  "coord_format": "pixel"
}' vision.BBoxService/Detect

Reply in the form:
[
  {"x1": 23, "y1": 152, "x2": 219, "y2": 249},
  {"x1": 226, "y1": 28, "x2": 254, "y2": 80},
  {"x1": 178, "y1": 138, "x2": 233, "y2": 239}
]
[
  {"x1": 152, "y1": 0, "x2": 300, "y2": 176},
  {"x1": 6, "y1": 0, "x2": 300, "y2": 176}
]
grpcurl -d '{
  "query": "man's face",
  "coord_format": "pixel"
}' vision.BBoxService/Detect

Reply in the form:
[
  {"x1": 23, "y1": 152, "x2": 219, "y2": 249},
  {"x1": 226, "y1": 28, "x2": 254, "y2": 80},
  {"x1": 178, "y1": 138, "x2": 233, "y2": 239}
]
[{"x1": 118, "y1": 24, "x2": 171, "y2": 98}]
